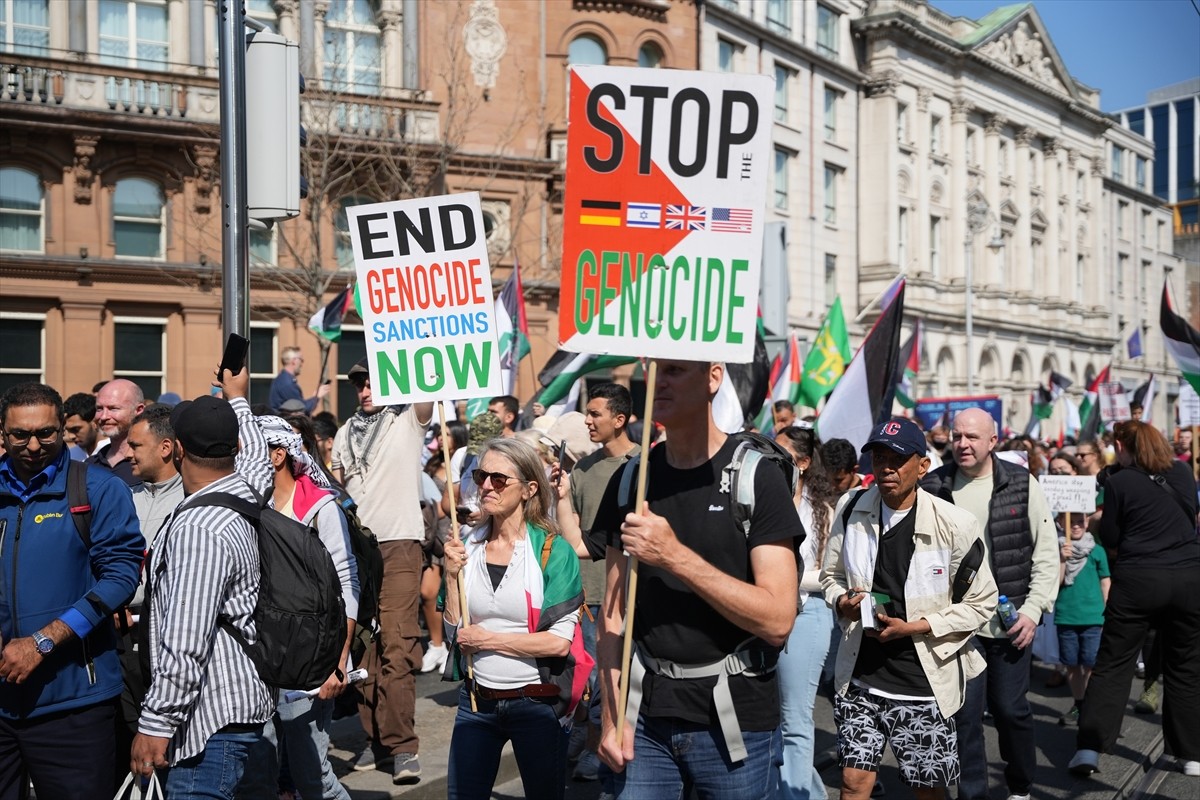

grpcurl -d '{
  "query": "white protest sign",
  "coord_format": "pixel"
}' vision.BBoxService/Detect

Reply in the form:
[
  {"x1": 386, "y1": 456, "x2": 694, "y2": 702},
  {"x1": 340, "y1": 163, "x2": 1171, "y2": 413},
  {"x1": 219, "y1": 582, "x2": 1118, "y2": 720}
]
[
  {"x1": 1039, "y1": 475, "x2": 1097, "y2": 514},
  {"x1": 347, "y1": 192, "x2": 503, "y2": 405},
  {"x1": 1098, "y1": 382, "x2": 1131, "y2": 423},
  {"x1": 559, "y1": 66, "x2": 774, "y2": 362},
  {"x1": 1179, "y1": 383, "x2": 1200, "y2": 427}
]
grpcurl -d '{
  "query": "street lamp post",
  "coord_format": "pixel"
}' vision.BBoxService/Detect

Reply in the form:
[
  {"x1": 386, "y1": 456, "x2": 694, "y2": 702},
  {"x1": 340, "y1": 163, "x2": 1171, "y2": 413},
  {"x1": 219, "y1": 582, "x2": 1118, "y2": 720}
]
[{"x1": 964, "y1": 194, "x2": 1004, "y2": 396}]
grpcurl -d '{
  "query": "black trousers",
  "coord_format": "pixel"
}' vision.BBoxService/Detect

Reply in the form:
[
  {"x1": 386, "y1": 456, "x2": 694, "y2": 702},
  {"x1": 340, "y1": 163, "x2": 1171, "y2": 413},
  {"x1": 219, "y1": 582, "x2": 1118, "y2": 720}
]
[
  {"x1": 1077, "y1": 565, "x2": 1200, "y2": 761},
  {"x1": 0, "y1": 699, "x2": 117, "y2": 800}
]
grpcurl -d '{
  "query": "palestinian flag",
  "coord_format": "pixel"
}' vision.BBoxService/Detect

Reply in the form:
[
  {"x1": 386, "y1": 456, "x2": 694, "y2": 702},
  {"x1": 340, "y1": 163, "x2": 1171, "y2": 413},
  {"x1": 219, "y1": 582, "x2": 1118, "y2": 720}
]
[
  {"x1": 797, "y1": 297, "x2": 852, "y2": 409},
  {"x1": 894, "y1": 319, "x2": 922, "y2": 409},
  {"x1": 1078, "y1": 364, "x2": 1110, "y2": 442},
  {"x1": 1032, "y1": 385, "x2": 1055, "y2": 420},
  {"x1": 534, "y1": 350, "x2": 638, "y2": 408},
  {"x1": 752, "y1": 333, "x2": 802, "y2": 431},
  {"x1": 307, "y1": 286, "x2": 354, "y2": 342},
  {"x1": 1161, "y1": 280, "x2": 1200, "y2": 395},
  {"x1": 495, "y1": 263, "x2": 532, "y2": 395},
  {"x1": 1130, "y1": 374, "x2": 1156, "y2": 423},
  {"x1": 1048, "y1": 371, "x2": 1072, "y2": 400},
  {"x1": 816, "y1": 278, "x2": 906, "y2": 452}
]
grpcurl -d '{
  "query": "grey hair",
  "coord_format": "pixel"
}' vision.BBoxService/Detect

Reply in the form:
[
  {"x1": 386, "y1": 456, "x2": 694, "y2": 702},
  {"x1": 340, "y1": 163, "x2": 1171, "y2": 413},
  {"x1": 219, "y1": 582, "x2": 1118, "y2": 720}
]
[{"x1": 476, "y1": 437, "x2": 558, "y2": 535}]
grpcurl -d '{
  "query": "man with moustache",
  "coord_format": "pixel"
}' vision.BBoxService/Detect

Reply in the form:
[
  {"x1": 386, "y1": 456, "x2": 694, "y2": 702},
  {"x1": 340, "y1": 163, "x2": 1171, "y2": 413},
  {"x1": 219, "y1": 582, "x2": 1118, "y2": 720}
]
[{"x1": 90, "y1": 379, "x2": 147, "y2": 487}]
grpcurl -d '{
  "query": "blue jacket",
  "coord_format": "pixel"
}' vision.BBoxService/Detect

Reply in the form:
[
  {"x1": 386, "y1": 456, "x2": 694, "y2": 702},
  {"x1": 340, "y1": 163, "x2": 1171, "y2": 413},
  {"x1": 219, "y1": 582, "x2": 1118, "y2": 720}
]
[{"x1": 0, "y1": 450, "x2": 144, "y2": 719}]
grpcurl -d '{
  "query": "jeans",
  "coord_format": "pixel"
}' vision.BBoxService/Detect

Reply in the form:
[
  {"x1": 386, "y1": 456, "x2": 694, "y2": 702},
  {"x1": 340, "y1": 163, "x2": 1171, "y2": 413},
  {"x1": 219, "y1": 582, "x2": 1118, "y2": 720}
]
[
  {"x1": 447, "y1": 685, "x2": 569, "y2": 799},
  {"x1": 0, "y1": 699, "x2": 115, "y2": 800},
  {"x1": 954, "y1": 636, "x2": 1035, "y2": 800},
  {"x1": 166, "y1": 730, "x2": 262, "y2": 800},
  {"x1": 582, "y1": 602, "x2": 602, "y2": 728},
  {"x1": 237, "y1": 692, "x2": 350, "y2": 800},
  {"x1": 775, "y1": 597, "x2": 832, "y2": 800},
  {"x1": 606, "y1": 716, "x2": 782, "y2": 800}
]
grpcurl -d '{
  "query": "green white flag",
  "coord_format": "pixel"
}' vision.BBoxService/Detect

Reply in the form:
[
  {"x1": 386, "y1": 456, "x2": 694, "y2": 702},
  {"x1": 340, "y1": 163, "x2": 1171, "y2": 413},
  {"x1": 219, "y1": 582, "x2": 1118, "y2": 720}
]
[{"x1": 797, "y1": 297, "x2": 852, "y2": 409}]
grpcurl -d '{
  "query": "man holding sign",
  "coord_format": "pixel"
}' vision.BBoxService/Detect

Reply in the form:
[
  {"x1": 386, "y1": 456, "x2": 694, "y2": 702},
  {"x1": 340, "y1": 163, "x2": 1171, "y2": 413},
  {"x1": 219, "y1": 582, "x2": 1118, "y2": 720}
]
[{"x1": 592, "y1": 360, "x2": 800, "y2": 795}]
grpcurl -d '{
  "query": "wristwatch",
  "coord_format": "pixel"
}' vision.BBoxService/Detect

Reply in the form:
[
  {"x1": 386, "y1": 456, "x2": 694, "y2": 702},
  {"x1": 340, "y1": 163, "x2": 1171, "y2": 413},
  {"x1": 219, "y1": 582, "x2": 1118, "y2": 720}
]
[{"x1": 31, "y1": 631, "x2": 54, "y2": 656}]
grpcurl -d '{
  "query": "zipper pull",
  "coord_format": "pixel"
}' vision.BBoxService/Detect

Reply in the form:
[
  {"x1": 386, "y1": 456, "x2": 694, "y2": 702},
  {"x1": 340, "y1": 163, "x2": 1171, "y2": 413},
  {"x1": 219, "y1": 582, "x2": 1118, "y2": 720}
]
[{"x1": 86, "y1": 658, "x2": 96, "y2": 686}]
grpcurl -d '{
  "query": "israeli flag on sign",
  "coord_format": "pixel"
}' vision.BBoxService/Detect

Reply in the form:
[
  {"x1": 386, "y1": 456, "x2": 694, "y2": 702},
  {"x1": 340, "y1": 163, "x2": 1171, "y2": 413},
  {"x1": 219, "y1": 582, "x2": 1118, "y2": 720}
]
[{"x1": 625, "y1": 202, "x2": 662, "y2": 228}]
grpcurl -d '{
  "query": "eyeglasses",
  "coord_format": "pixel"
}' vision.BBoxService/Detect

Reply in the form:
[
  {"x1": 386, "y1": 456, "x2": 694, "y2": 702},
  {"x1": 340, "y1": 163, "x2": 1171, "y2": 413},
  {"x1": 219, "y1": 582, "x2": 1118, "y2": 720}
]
[
  {"x1": 3, "y1": 427, "x2": 61, "y2": 446},
  {"x1": 1077, "y1": 451, "x2": 1096, "y2": 459},
  {"x1": 472, "y1": 469, "x2": 520, "y2": 491}
]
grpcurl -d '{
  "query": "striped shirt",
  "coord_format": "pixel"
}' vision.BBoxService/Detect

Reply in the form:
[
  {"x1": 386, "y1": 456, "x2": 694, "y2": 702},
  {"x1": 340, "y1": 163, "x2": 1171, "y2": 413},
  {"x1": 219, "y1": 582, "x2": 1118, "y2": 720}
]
[{"x1": 138, "y1": 398, "x2": 275, "y2": 764}]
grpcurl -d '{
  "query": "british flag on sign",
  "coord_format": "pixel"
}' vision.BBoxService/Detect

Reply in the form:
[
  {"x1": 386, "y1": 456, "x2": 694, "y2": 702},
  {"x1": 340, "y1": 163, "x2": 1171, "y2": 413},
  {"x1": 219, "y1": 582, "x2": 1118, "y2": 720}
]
[
  {"x1": 665, "y1": 205, "x2": 706, "y2": 231},
  {"x1": 710, "y1": 207, "x2": 753, "y2": 233}
]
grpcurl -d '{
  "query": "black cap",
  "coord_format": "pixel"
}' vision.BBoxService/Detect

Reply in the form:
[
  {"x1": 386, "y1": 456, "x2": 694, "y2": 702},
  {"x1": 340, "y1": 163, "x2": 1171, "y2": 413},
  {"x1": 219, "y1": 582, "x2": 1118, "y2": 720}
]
[
  {"x1": 347, "y1": 358, "x2": 369, "y2": 383},
  {"x1": 170, "y1": 396, "x2": 238, "y2": 458},
  {"x1": 862, "y1": 418, "x2": 927, "y2": 457}
]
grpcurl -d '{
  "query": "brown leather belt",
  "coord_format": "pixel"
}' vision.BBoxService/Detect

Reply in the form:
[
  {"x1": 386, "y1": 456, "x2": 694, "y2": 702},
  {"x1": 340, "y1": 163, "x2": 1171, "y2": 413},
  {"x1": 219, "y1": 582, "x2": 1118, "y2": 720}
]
[{"x1": 468, "y1": 680, "x2": 559, "y2": 701}]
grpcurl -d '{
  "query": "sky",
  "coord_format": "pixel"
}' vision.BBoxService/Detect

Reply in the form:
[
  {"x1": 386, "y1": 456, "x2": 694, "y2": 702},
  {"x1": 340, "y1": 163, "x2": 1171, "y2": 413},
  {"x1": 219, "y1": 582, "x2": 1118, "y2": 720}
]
[{"x1": 932, "y1": 0, "x2": 1199, "y2": 111}]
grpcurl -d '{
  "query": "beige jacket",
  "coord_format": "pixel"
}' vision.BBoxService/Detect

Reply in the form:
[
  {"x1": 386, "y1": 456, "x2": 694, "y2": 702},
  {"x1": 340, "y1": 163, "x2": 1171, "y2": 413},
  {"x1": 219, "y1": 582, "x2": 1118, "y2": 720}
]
[{"x1": 820, "y1": 485, "x2": 997, "y2": 718}]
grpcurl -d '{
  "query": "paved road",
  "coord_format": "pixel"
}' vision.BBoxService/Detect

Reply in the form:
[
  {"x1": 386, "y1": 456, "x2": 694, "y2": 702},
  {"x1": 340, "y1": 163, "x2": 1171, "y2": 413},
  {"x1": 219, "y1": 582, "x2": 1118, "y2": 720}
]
[{"x1": 326, "y1": 659, "x2": 1192, "y2": 799}]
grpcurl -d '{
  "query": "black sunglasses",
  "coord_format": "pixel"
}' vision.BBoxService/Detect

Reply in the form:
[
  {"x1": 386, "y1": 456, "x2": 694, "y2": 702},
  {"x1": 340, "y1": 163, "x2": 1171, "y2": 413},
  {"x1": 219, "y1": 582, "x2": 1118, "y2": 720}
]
[{"x1": 472, "y1": 469, "x2": 520, "y2": 491}]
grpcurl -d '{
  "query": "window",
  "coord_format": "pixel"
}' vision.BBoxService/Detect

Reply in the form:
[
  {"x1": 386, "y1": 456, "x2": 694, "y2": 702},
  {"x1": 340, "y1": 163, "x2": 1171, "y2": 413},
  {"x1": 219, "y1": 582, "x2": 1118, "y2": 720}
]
[
  {"x1": 717, "y1": 39, "x2": 735, "y2": 73},
  {"x1": 246, "y1": 0, "x2": 278, "y2": 30},
  {"x1": 1031, "y1": 237, "x2": 1043, "y2": 281},
  {"x1": 1076, "y1": 171, "x2": 1085, "y2": 202},
  {"x1": 569, "y1": 34, "x2": 607, "y2": 66},
  {"x1": 336, "y1": 326, "x2": 366, "y2": 417},
  {"x1": 637, "y1": 42, "x2": 662, "y2": 69},
  {"x1": 1141, "y1": 260, "x2": 1151, "y2": 303},
  {"x1": 897, "y1": 206, "x2": 908, "y2": 269},
  {"x1": 1117, "y1": 200, "x2": 1128, "y2": 239},
  {"x1": 0, "y1": 0, "x2": 49, "y2": 54},
  {"x1": 930, "y1": 114, "x2": 943, "y2": 154},
  {"x1": 823, "y1": 165, "x2": 839, "y2": 224},
  {"x1": 929, "y1": 216, "x2": 942, "y2": 278},
  {"x1": 766, "y1": 0, "x2": 791, "y2": 34},
  {"x1": 335, "y1": 195, "x2": 373, "y2": 269},
  {"x1": 896, "y1": 102, "x2": 909, "y2": 144},
  {"x1": 0, "y1": 314, "x2": 43, "y2": 392},
  {"x1": 999, "y1": 140, "x2": 1009, "y2": 177},
  {"x1": 1111, "y1": 145, "x2": 1124, "y2": 182},
  {"x1": 774, "y1": 65, "x2": 790, "y2": 123},
  {"x1": 248, "y1": 323, "x2": 278, "y2": 406},
  {"x1": 774, "y1": 149, "x2": 790, "y2": 210},
  {"x1": 824, "y1": 254, "x2": 837, "y2": 307},
  {"x1": 0, "y1": 166, "x2": 43, "y2": 252},
  {"x1": 114, "y1": 319, "x2": 165, "y2": 399},
  {"x1": 1136, "y1": 156, "x2": 1147, "y2": 191},
  {"x1": 1075, "y1": 255, "x2": 1085, "y2": 302},
  {"x1": 1157, "y1": 220, "x2": 1165, "y2": 250},
  {"x1": 1117, "y1": 253, "x2": 1128, "y2": 297},
  {"x1": 113, "y1": 178, "x2": 165, "y2": 259},
  {"x1": 823, "y1": 87, "x2": 839, "y2": 140},
  {"x1": 324, "y1": 0, "x2": 381, "y2": 95},
  {"x1": 1141, "y1": 209, "x2": 1151, "y2": 245},
  {"x1": 1028, "y1": 150, "x2": 1037, "y2": 186},
  {"x1": 99, "y1": 0, "x2": 169, "y2": 69},
  {"x1": 249, "y1": 226, "x2": 276, "y2": 267},
  {"x1": 816, "y1": 5, "x2": 839, "y2": 57},
  {"x1": 966, "y1": 128, "x2": 977, "y2": 166}
]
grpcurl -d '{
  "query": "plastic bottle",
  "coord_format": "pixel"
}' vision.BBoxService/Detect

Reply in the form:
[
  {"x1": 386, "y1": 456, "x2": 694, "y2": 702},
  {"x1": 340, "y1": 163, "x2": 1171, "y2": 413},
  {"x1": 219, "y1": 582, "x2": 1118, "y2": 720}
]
[{"x1": 997, "y1": 594, "x2": 1019, "y2": 630}]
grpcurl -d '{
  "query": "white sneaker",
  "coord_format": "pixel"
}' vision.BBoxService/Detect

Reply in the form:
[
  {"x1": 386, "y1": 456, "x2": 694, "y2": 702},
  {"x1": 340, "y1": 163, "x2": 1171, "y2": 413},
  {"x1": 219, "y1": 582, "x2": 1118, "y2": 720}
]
[
  {"x1": 1182, "y1": 760, "x2": 1200, "y2": 776},
  {"x1": 420, "y1": 643, "x2": 448, "y2": 673},
  {"x1": 1007, "y1": 795, "x2": 1031, "y2": 800}
]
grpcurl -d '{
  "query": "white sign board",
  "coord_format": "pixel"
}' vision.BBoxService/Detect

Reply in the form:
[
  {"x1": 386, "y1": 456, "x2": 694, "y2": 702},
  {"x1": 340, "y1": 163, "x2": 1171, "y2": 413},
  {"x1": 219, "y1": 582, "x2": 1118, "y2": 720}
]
[
  {"x1": 559, "y1": 66, "x2": 774, "y2": 362},
  {"x1": 1039, "y1": 475, "x2": 1097, "y2": 514},
  {"x1": 347, "y1": 192, "x2": 503, "y2": 405},
  {"x1": 1179, "y1": 383, "x2": 1200, "y2": 427},
  {"x1": 1099, "y1": 382, "x2": 1131, "y2": 423}
]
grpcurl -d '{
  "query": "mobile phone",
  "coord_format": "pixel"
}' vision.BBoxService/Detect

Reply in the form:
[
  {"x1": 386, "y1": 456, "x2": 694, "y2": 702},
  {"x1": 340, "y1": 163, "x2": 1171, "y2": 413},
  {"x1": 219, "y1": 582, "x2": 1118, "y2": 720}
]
[{"x1": 218, "y1": 333, "x2": 250, "y2": 382}]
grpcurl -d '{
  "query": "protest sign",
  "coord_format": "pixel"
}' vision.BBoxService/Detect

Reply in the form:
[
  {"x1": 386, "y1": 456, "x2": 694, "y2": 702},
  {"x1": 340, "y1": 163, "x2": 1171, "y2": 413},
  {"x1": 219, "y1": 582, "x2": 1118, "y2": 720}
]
[
  {"x1": 1098, "y1": 382, "x2": 1131, "y2": 423},
  {"x1": 1179, "y1": 383, "x2": 1200, "y2": 427},
  {"x1": 347, "y1": 192, "x2": 503, "y2": 405},
  {"x1": 914, "y1": 395, "x2": 1003, "y2": 431},
  {"x1": 1039, "y1": 475, "x2": 1097, "y2": 514},
  {"x1": 559, "y1": 66, "x2": 774, "y2": 362}
]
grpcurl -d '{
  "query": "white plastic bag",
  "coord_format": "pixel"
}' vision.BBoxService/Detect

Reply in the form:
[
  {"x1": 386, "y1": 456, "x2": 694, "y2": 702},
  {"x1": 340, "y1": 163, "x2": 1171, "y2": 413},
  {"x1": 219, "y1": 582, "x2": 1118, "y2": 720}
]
[{"x1": 113, "y1": 771, "x2": 165, "y2": 800}]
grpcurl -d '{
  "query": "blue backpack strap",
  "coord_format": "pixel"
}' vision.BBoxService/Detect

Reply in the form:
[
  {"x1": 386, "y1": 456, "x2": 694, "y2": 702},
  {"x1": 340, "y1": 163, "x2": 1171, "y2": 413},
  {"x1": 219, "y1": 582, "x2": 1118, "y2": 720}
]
[
  {"x1": 66, "y1": 460, "x2": 93, "y2": 551},
  {"x1": 616, "y1": 452, "x2": 641, "y2": 512}
]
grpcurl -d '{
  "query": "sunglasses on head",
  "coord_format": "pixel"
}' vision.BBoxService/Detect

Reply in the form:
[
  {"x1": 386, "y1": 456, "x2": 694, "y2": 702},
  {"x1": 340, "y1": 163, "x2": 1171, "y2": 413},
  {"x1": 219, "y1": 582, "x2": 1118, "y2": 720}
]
[{"x1": 472, "y1": 469, "x2": 520, "y2": 491}]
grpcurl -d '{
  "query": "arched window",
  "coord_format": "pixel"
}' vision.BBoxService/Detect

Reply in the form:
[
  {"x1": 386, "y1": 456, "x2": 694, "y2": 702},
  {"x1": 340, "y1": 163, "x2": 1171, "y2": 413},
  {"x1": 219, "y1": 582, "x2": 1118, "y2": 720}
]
[
  {"x1": 335, "y1": 195, "x2": 374, "y2": 268},
  {"x1": 0, "y1": 167, "x2": 44, "y2": 252},
  {"x1": 637, "y1": 42, "x2": 663, "y2": 69},
  {"x1": 113, "y1": 177, "x2": 165, "y2": 259},
  {"x1": 324, "y1": 0, "x2": 381, "y2": 95},
  {"x1": 568, "y1": 35, "x2": 607, "y2": 66}
]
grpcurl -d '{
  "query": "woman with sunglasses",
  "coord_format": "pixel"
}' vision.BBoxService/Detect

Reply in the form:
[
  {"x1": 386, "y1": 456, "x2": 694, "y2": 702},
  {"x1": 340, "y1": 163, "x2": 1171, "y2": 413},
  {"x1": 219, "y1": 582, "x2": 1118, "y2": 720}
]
[{"x1": 441, "y1": 437, "x2": 587, "y2": 800}]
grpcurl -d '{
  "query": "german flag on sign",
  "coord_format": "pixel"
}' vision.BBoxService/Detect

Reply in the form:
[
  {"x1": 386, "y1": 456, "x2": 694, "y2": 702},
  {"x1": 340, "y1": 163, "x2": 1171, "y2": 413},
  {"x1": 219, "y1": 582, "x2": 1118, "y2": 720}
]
[{"x1": 580, "y1": 199, "x2": 621, "y2": 226}]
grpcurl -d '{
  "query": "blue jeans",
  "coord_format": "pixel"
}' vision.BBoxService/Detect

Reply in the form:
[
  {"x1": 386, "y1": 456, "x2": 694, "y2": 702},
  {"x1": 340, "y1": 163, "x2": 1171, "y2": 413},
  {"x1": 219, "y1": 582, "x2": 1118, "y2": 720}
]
[
  {"x1": 582, "y1": 603, "x2": 602, "y2": 728},
  {"x1": 237, "y1": 692, "x2": 350, "y2": 800},
  {"x1": 447, "y1": 685, "x2": 569, "y2": 799},
  {"x1": 954, "y1": 636, "x2": 1035, "y2": 800},
  {"x1": 606, "y1": 716, "x2": 782, "y2": 799},
  {"x1": 166, "y1": 730, "x2": 262, "y2": 800},
  {"x1": 775, "y1": 597, "x2": 832, "y2": 800}
]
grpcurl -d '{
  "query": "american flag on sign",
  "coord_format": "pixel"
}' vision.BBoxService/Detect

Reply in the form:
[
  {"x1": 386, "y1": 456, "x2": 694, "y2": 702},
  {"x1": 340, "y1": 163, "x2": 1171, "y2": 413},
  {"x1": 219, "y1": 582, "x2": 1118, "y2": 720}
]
[
  {"x1": 665, "y1": 205, "x2": 706, "y2": 231},
  {"x1": 710, "y1": 207, "x2": 753, "y2": 233}
]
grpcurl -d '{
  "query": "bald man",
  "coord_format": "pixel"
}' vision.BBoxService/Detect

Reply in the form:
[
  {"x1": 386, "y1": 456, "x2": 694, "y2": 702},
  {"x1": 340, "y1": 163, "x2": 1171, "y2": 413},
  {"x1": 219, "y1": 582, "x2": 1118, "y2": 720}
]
[
  {"x1": 89, "y1": 380, "x2": 146, "y2": 487},
  {"x1": 920, "y1": 407, "x2": 1059, "y2": 800}
]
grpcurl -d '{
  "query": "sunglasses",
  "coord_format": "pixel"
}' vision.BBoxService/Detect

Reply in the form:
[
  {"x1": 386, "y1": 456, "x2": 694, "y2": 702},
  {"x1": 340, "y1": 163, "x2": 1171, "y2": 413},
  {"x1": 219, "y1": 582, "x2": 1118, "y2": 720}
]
[{"x1": 472, "y1": 469, "x2": 521, "y2": 491}]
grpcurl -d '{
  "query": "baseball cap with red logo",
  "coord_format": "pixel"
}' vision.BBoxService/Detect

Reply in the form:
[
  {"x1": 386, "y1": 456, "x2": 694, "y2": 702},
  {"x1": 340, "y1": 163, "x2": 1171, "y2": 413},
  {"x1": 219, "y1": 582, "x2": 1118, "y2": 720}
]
[{"x1": 862, "y1": 418, "x2": 927, "y2": 457}]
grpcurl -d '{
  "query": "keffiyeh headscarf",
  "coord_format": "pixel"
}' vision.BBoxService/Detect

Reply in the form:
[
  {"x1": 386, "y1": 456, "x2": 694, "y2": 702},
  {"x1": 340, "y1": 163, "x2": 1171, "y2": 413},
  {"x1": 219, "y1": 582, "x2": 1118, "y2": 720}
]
[{"x1": 258, "y1": 415, "x2": 331, "y2": 489}]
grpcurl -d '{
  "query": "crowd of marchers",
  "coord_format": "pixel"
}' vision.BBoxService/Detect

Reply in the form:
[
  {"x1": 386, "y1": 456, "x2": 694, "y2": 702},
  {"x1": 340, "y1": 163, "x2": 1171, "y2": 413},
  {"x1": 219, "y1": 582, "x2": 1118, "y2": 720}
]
[{"x1": 0, "y1": 349, "x2": 1196, "y2": 800}]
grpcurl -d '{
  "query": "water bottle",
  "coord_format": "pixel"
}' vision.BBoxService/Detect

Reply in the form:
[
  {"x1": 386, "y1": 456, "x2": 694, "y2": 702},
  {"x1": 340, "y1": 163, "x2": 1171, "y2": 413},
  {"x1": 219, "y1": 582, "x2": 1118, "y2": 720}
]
[{"x1": 997, "y1": 594, "x2": 1019, "y2": 630}]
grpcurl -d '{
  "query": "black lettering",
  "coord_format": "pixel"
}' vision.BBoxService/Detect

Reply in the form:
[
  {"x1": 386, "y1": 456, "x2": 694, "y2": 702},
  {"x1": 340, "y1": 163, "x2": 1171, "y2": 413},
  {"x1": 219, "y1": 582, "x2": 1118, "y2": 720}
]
[
  {"x1": 392, "y1": 207, "x2": 435, "y2": 256},
  {"x1": 669, "y1": 89, "x2": 709, "y2": 177},
  {"x1": 630, "y1": 85, "x2": 669, "y2": 175},
  {"x1": 356, "y1": 212, "x2": 393, "y2": 260},
  {"x1": 717, "y1": 91, "x2": 758, "y2": 179},
  {"x1": 439, "y1": 204, "x2": 476, "y2": 250},
  {"x1": 584, "y1": 83, "x2": 625, "y2": 173}
]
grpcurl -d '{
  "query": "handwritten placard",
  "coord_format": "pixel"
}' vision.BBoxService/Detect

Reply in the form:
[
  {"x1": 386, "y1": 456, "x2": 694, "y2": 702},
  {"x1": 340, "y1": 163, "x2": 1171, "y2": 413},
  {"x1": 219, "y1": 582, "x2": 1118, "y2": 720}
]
[{"x1": 1039, "y1": 475, "x2": 1097, "y2": 514}]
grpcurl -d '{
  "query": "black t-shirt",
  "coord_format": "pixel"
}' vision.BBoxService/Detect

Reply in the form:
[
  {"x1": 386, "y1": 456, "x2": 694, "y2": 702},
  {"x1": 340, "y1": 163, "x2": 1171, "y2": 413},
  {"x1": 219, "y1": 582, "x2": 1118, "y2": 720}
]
[
  {"x1": 852, "y1": 500, "x2": 934, "y2": 697},
  {"x1": 1099, "y1": 461, "x2": 1200, "y2": 570},
  {"x1": 592, "y1": 436, "x2": 803, "y2": 730}
]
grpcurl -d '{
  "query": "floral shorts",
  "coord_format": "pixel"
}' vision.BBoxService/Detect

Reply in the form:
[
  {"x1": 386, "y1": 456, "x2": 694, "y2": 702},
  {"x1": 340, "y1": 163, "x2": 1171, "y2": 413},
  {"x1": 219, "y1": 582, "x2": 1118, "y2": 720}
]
[{"x1": 833, "y1": 682, "x2": 959, "y2": 788}]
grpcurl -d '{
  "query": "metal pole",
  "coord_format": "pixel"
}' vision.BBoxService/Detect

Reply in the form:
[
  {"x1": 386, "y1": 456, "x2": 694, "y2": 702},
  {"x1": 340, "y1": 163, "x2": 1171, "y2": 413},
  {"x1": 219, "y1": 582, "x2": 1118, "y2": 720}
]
[
  {"x1": 218, "y1": 0, "x2": 250, "y2": 344},
  {"x1": 965, "y1": 230, "x2": 974, "y2": 396}
]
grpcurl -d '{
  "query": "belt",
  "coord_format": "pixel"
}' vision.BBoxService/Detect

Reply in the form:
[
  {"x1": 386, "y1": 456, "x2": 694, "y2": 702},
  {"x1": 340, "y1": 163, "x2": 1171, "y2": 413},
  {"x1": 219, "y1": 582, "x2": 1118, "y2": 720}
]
[
  {"x1": 468, "y1": 680, "x2": 559, "y2": 701},
  {"x1": 217, "y1": 722, "x2": 265, "y2": 734}
]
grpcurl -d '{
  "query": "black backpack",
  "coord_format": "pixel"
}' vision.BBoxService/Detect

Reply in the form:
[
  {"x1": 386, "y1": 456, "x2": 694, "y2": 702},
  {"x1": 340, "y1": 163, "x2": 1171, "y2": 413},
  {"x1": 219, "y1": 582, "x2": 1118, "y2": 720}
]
[
  {"x1": 333, "y1": 491, "x2": 384, "y2": 664},
  {"x1": 186, "y1": 492, "x2": 347, "y2": 691}
]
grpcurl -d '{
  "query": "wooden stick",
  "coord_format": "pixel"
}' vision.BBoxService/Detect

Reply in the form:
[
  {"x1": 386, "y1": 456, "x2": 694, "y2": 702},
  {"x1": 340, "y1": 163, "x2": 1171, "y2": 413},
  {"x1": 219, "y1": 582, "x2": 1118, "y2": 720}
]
[
  {"x1": 1192, "y1": 425, "x2": 1198, "y2": 483},
  {"x1": 616, "y1": 359, "x2": 656, "y2": 748},
  {"x1": 440, "y1": 403, "x2": 476, "y2": 712}
]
